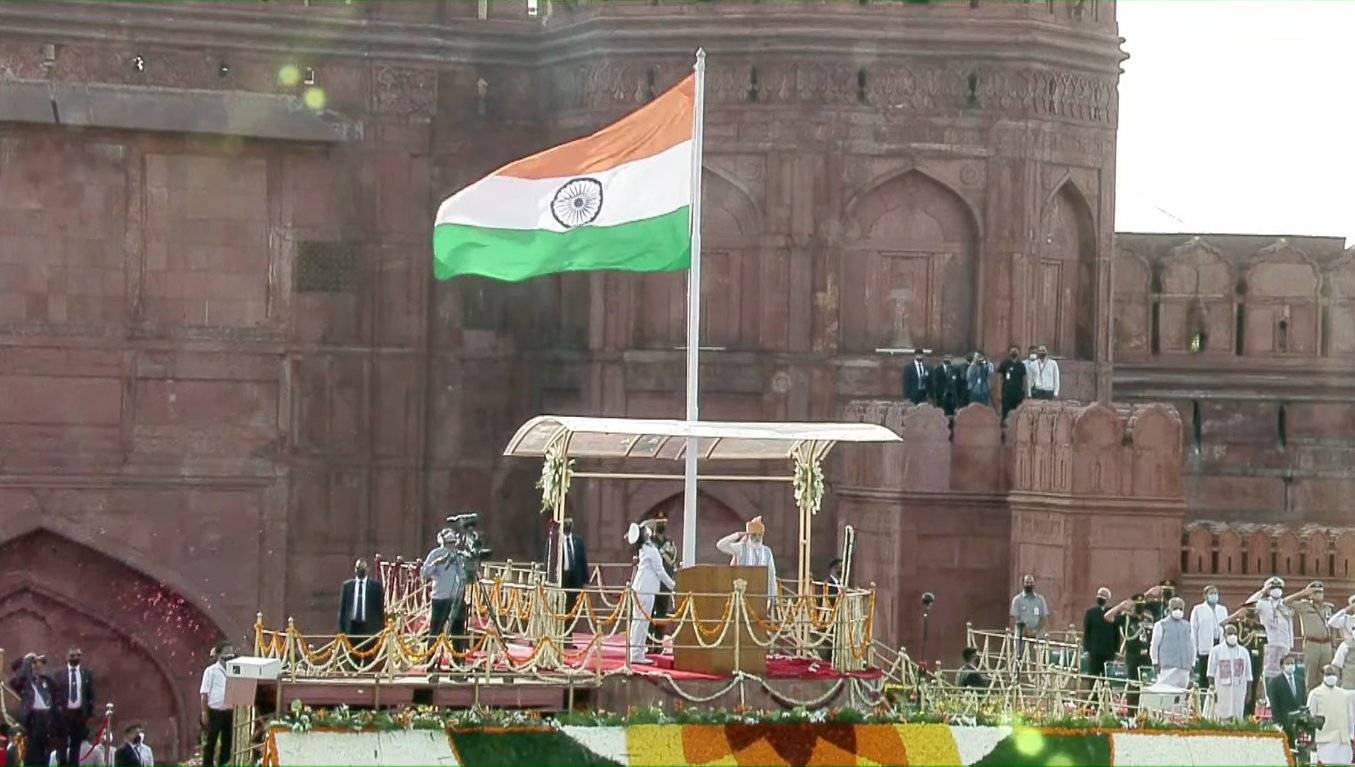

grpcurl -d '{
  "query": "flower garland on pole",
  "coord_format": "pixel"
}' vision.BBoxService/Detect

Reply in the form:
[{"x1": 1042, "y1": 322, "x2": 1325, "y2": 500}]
[{"x1": 534, "y1": 435, "x2": 572, "y2": 668}]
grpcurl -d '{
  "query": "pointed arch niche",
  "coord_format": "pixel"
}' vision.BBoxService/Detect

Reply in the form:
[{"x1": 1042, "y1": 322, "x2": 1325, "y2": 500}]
[
  {"x1": 842, "y1": 170, "x2": 978, "y2": 354},
  {"x1": 1037, "y1": 182, "x2": 1097, "y2": 359},
  {"x1": 0, "y1": 530, "x2": 224, "y2": 764},
  {"x1": 634, "y1": 168, "x2": 763, "y2": 350}
]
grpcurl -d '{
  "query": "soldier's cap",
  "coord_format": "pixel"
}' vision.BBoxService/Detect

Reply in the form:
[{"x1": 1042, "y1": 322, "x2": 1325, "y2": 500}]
[
  {"x1": 1265, "y1": 576, "x2": 1285, "y2": 588},
  {"x1": 1347, "y1": 594, "x2": 1355, "y2": 607},
  {"x1": 1325, "y1": 664, "x2": 1341, "y2": 675},
  {"x1": 1309, "y1": 580, "x2": 1326, "y2": 591}
]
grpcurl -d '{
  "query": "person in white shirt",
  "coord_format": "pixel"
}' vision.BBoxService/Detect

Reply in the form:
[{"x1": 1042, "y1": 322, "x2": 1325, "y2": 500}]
[
  {"x1": 1190, "y1": 585, "x2": 1228, "y2": 689},
  {"x1": 1027, "y1": 344, "x2": 1059, "y2": 400},
  {"x1": 627, "y1": 522, "x2": 675, "y2": 664},
  {"x1": 716, "y1": 516, "x2": 777, "y2": 605},
  {"x1": 1307, "y1": 663, "x2": 1355, "y2": 765},
  {"x1": 199, "y1": 641, "x2": 234, "y2": 767},
  {"x1": 1149, "y1": 597, "x2": 1195, "y2": 688},
  {"x1": 1206, "y1": 624, "x2": 1252, "y2": 720},
  {"x1": 1325, "y1": 595, "x2": 1355, "y2": 688},
  {"x1": 1249, "y1": 577, "x2": 1314, "y2": 678}
]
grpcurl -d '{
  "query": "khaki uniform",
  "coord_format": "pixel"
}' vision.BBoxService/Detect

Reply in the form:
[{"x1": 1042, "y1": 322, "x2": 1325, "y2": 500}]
[{"x1": 1296, "y1": 598, "x2": 1337, "y2": 691}]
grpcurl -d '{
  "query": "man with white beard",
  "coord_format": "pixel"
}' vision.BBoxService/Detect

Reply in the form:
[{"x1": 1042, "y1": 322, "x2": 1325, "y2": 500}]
[
  {"x1": 1149, "y1": 597, "x2": 1195, "y2": 688},
  {"x1": 1207, "y1": 624, "x2": 1252, "y2": 720}
]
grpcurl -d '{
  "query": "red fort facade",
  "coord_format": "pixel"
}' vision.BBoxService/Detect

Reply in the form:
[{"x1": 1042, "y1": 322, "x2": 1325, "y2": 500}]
[{"x1": 0, "y1": 1, "x2": 1351, "y2": 759}]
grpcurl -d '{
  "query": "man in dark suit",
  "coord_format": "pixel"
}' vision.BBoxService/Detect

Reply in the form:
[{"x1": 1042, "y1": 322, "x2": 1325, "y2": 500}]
[
  {"x1": 338, "y1": 559, "x2": 386, "y2": 644},
  {"x1": 112, "y1": 724, "x2": 144, "y2": 767},
  {"x1": 1267, "y1": 655, "x2": 1305, "y2": 746},
  {"x1": 559, "y1": 518, "x2": 589, "y2": 615},
  {"x1": 54, "y1": 648, "x2": 94, "y2": 767},
  {"x1": 9, "y1": 653, "x2": 55, "y2": 766},
  {"x1": 902, "y1": 351, "x2": 930, "y2": 405},
  {"x1": 930, "y1": 357, "x2": 959, "y2": 415},
  {"x1": 1081, "y1": 587, "x2": 1118, "y2": 690}
]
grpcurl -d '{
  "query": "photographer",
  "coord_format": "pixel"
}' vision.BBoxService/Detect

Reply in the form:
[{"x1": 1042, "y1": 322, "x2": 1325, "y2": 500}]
[{"x1": 422, "y1": 528, "x2": 470, "y2": 654}]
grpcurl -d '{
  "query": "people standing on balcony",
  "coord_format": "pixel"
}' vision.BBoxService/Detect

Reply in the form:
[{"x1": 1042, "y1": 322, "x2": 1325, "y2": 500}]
[
  {"x1": 1028, "y1": 345, "x2": 1060, "y2": 400},
  {"x1": 965, "y1": 352, "x2": 993, "y2": 407},
  {"x1": 199, "y1": 640, "x2": 234, "y2": 767},
  {"x1": 1306, "y1": 664, "x2": 1355, "y2": 765},
  {"x1": 423, "y1": 529, "x2": 470, "y2": 654},
  {"x1": 1295, "y1": 580, "x2": 1336, "y2": 692},
  {"x1": 647, "y1": 517, "x2": 677, "y2": 654},
  {"x1": 338, "y1": 559, "x2": 385, "y2": 649},
  {"x1": 627, "y1": 522, "x2": 675, "y2": 665},
  {"x1": 1150, "y1": 597, "x2": 1195, "y2": 688},
  {"x1": 1081, "y1": 587, "x2": 1118, "y2": 690},
  {"x1": 903, "y1": 350, "x2": 930, "y2": 405},
  {"x1": 9, "y1": 653, "x2": 55, "y2": 767},
  {"x1": 1190, "y1": 585, "x2": 1228, "y2": 690},
  {"x1": 997, "y1": 346, "x2": 1027, "y2": 421},
  {"x1": 1207, "y1": 624, "x2": 1252, "y2": 721},
  {"x1": 1325, "y1": 594, "x2": 1355, "y2": 687}
]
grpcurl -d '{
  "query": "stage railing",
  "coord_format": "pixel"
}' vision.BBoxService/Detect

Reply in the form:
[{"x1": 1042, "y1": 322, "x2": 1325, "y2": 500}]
[{"x1": 255, "y1": 570, "x2": 877, "y2": 681}]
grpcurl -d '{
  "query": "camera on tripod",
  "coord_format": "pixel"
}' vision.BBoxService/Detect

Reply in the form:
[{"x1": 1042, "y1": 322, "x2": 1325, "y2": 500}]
[{"x1": 445, "y1": 512, "x2": 492, "y2": 561}]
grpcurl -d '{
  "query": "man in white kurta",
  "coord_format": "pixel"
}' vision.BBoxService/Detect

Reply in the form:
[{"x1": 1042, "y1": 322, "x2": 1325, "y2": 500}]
[
  {"x1": 1150, "y1": 597, "x2": 1195, "y2": 689},
  {"x1": 627, "y1": 523, "x2": 675, "y2": 664},
  {"x1": 1307, "y1": 664, "x2": 1355, "y2": 765},
  {"x1": 716, "y1": 516, "x2": 777, "y2": 603},
  {"x1": 1207, "y1": 625, "x2": 1252, "y2": 720}
]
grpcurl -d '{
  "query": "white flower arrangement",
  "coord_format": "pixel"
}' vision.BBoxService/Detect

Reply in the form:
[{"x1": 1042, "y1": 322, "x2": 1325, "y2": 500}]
[
  {"x1": 536, "y1": 443, "x2": 574, "y2": 514},
  {"x1": 792, "y1": 456, "x2": 825, "y2": 515}
]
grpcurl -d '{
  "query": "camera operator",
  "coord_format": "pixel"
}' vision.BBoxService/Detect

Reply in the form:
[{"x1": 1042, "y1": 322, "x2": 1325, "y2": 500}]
[{"x1": 422, "y1": 528, "x2": 470, "y2": 655}]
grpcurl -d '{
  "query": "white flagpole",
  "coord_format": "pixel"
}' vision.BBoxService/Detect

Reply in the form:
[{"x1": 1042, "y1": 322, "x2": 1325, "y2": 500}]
[{"x1": 681, "y1": 49, "x2": 707, "y2": 569}]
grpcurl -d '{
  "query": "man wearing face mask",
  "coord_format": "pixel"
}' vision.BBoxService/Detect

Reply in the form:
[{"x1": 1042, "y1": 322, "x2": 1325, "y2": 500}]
[
  {"x1": 1269, "y1": 655, "x2": 1307, "y2": 744},
  {"x1": 1189, "y1": 586, "x2": 1227, "y2": 691},
  {"x1": 997, "y1": 346, "x2": 1027, "y2": 420},
  {"x1": 903, "y1": 350, "x2": 930, "y2": 405},
  {"x1": 965, "y1": 352, "x2": 993, "y2": 407},
  {"x1": 1295, "y1": 580, "x2": 1337, "y2": 693},
  {"x1": 1306, "y1": 663, "x2": 1355, "y2": 765},
  {"x1": 1149, "y1": 597, "x2": 1195, "y2": 688},
  {"x1": 113, "y1": 725, "x2": 150, "y2": 767},
  {"x1": 338, "y1": 559, "x2": 386, "y2": 649},
  {"x1": 1249, "y1": 577, "x2": 1315, "y2": 680},
  {"x1": 1009, "y1": 575, "x2": 1049, "y2": 673},
  {"x1": 1207, "y1": 624, "x2": 1252, "y2": 720},
  {"x1": 199, "y1": 641, "x2": 234, "y2": 767},
  {"x1": 422, "y1": 529, "x2": 470, "y2": 654},
  {"x1": 54, "y1": 648, "x2": 94, "y2": 767},
  {"x1": 1027, "y1": 344, "x2": 1059, "y2": 400},
  {"x1": 929, "y1": 357, "x2": 959, "y2": 416},
  {"x1": 1081, "y1": 587, "x2": 1118, "y2": 689},
  {"x1": 1325, "y1": 594, "x2": 1355, "y2": 688}
]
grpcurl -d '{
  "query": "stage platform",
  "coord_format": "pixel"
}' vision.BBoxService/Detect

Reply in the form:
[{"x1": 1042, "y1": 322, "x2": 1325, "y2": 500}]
[{"x1": 255, "y1": 633, "x2": 884, "y2": 714}]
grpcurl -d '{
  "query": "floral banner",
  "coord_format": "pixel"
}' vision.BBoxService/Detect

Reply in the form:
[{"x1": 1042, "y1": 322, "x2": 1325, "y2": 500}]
[{"x1": 271, "y1": 725, "x2": 1292, "y2": 767}]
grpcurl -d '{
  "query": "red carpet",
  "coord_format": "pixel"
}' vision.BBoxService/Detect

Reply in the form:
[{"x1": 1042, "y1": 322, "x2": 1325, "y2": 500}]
[{"x1": 490, "y1": 633, "x2": 884, "y2": 681}]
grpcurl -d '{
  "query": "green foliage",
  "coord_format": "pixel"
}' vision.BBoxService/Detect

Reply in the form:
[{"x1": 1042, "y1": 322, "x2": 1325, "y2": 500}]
[{"x1": 450, "y1": 730, "x2": 621, "y2": 767}]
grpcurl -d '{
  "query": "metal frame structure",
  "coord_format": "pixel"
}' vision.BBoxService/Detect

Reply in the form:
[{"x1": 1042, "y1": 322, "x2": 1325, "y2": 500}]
[{"x1": 503, "y1": 415, "x2": 902, "y2": 597}]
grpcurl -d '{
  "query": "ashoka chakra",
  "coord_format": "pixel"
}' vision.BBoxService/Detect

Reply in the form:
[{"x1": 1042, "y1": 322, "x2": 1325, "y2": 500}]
[{"x1": 550, "y1": 178, "x2": 604, "y2": 228}]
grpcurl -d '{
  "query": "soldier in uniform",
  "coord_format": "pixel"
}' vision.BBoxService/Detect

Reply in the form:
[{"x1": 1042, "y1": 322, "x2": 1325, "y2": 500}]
[
  {"x1": 1109, "y1": 593, "x2": 1156, "y2": 716},
  {"x1": 1236, "y1": 607, "x2": 1268, "y2": 717},
  {"x1": 1294, "y1": 580, "x2": 1336, "y2": 692}
]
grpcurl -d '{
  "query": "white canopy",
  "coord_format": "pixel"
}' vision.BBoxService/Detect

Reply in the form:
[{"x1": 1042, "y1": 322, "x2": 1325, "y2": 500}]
[{"x1": 502, "y1": 415, "x2": 901, "y2": 463}]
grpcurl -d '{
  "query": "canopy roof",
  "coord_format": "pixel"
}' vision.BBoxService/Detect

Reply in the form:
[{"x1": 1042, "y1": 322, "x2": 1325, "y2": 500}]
[{"x1": 503, "y1": 415, "x2": 901, "y2": 463}]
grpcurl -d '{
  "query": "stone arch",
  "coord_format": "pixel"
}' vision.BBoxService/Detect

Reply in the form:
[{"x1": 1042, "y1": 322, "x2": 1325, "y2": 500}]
[
  {"x1": 635, "y1": 491, "x2": 749, "y2": 566},
  {"x1": 1113, "y1": 249, "x2": 1153, "y2": 358},
  {"x1": 635, "y1": 168, "x2": 764, "y2": 350},
  {"x1": 1185, "y1": 525, "x2": 1214, "y2": 575},
  {"x1": 841, "y1": 169, "x2": 979, "y2": 354},
  {"x1": 0, "y1": 530, "x2": 223, "y2": 763},
  {"x1": 1038, "y1": 182, "x2": 1097, "y2": 359},
  {"x1": 1129, "y1": 404, "x2": 1183, "y2": 497},
  {"x1": 1160, "y1": 238, "x2": 1235, "y2": 356},
  {"x1": 1071, "y1": 404, "x2": 1122, "y2": 495},
  {"x1": 1242, "y1": 240, "x2": 1321, "y2": 356}
]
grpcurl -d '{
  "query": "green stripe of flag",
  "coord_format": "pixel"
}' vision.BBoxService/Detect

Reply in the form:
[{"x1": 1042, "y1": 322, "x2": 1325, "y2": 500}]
[{"x1": 433, "y1": 207, "x2": 691, "y2": 283}]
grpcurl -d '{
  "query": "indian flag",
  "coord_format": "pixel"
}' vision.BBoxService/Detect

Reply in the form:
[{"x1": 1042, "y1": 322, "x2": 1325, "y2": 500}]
[{"x1": 433, "y1": 74, "x2": 695, "y2": 282}]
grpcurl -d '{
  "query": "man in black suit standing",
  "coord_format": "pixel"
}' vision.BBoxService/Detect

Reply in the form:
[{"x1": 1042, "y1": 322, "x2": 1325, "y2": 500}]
[
  {"x1": 559, "y1": 518, "x2": 589, "y2": 616},
  {"x1": 339, "y1": 559, "x2": 386, "y2": 645},
  {"x1": 113, "y1": 724, "x2": 145, "y2": 767},
  {"x1": 55, "y1": 648, "x2": 94, "y2": 767},
  {"x1": 1267, "y1": 655, "x2": 1306, "y2": 746},
  {"x1": 930, "y1": 357, "x2": 959, "y2": 415},
  {"x1": 9, "y1": 653, "x2": 56, "y2": 766},
  {"x1": 902, "y1": 350, "x2": 930, "y2": 405}
]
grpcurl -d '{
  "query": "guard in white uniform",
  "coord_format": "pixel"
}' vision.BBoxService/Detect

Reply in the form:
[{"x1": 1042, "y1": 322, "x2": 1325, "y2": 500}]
[
  {"x1": 716, "y1": 516, "x2": 777, "y2": 603},
  {"x1": 627, "y1": 522, "x2": 675, "y2": 664}
]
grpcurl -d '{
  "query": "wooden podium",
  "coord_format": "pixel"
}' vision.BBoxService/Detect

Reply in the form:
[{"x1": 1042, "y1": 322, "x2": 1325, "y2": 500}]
[{"x1": 672, "y1": 564, "x2": 768, "y2": 675}]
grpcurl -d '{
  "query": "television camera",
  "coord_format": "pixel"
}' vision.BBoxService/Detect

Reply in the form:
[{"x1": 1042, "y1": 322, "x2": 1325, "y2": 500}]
[{"x1": 441, "y1": 511, "x2": 492, "y2": 563}]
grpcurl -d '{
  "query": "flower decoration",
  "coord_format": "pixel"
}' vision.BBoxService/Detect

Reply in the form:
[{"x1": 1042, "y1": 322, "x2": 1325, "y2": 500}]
[
  {"x1": 536, "y1": 441, "x2": 574, "y2": 514},
  {"x1": 792, "y1": 455, "x2": 825, "y2": 515}
]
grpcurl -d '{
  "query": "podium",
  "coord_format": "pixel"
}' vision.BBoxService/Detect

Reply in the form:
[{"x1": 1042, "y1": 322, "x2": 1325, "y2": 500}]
[{"x1": 672, "y1": 565, "x2": 768, "y2": 675}]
